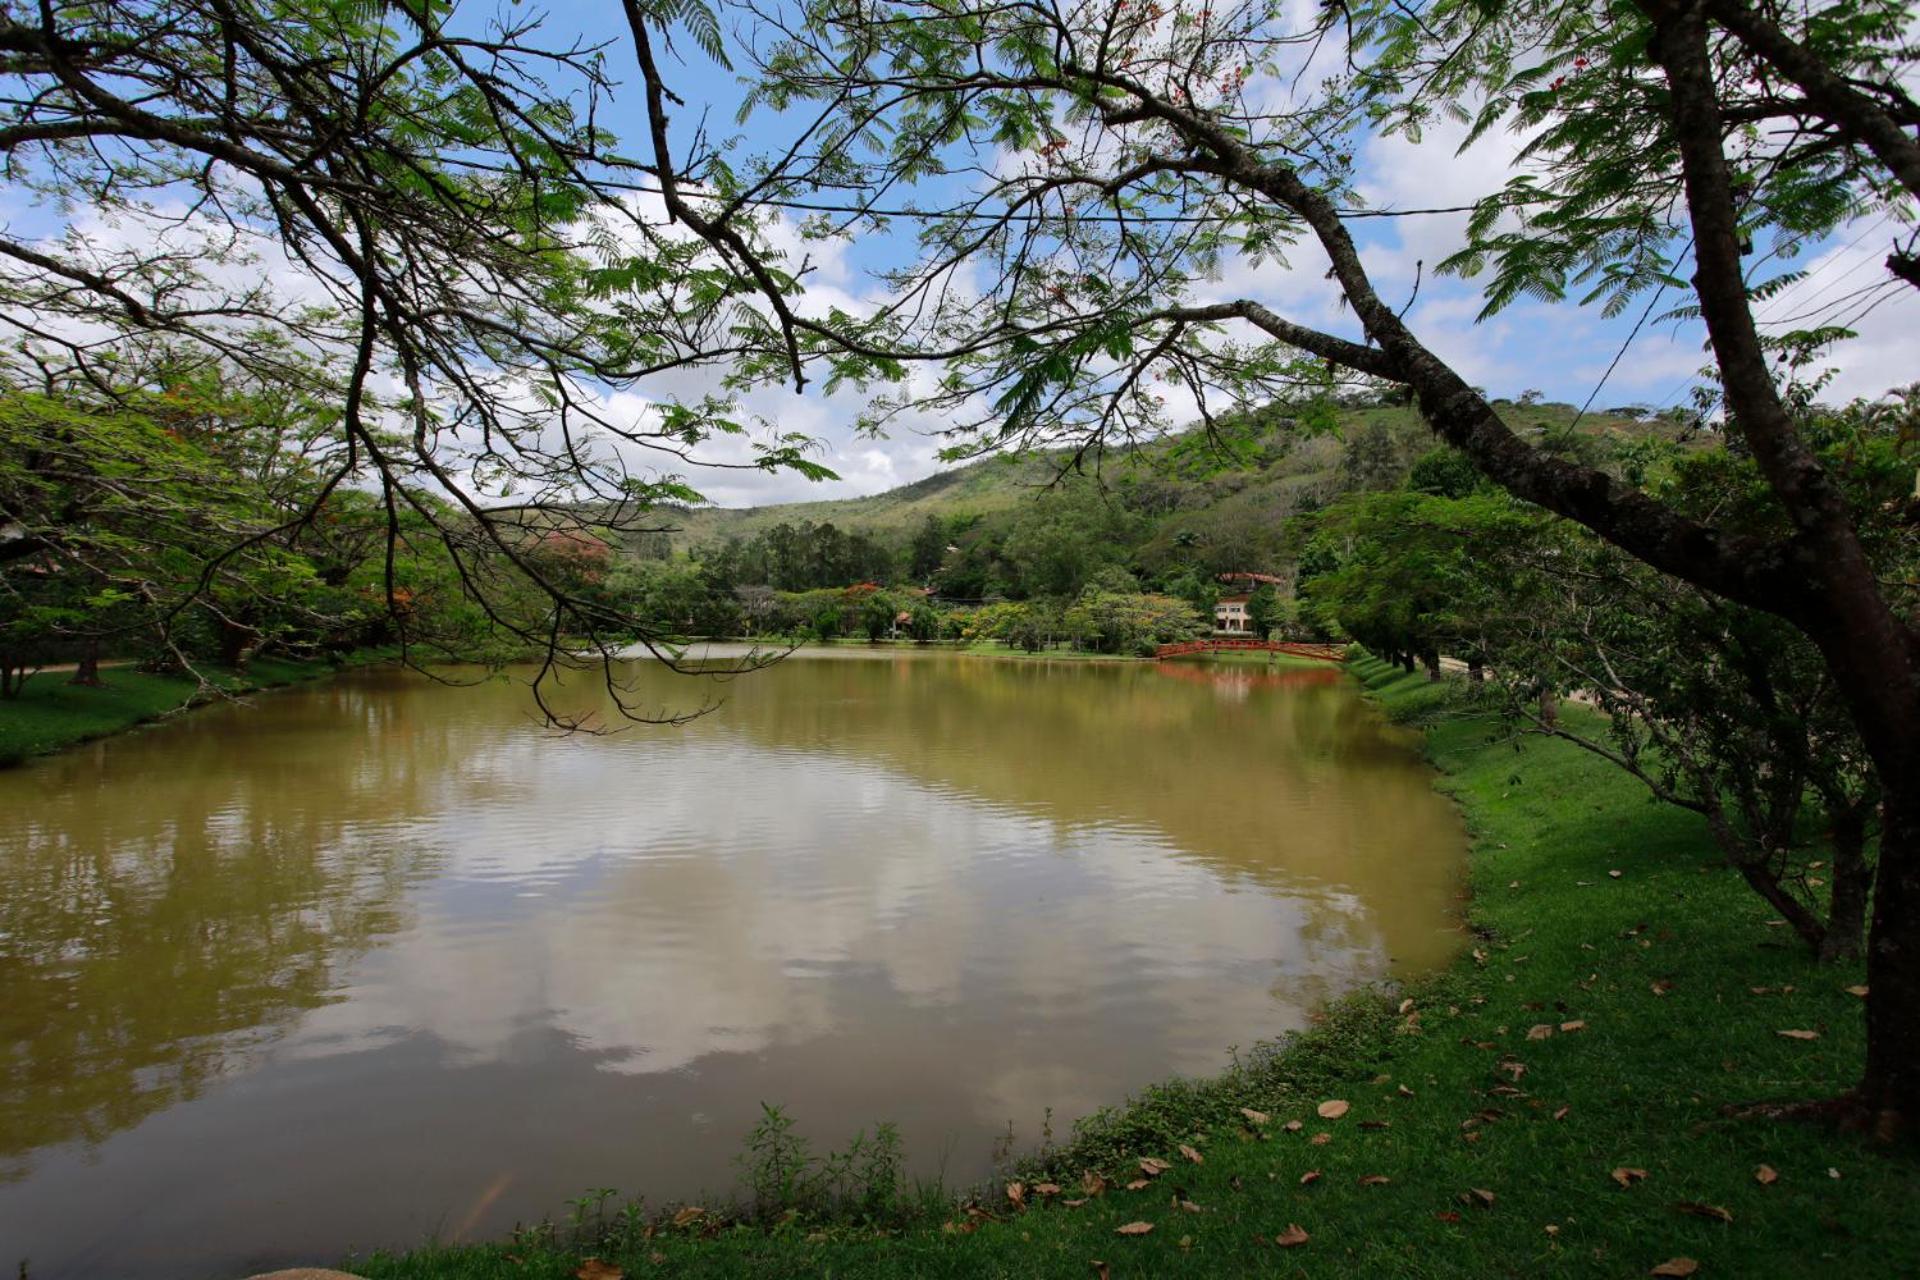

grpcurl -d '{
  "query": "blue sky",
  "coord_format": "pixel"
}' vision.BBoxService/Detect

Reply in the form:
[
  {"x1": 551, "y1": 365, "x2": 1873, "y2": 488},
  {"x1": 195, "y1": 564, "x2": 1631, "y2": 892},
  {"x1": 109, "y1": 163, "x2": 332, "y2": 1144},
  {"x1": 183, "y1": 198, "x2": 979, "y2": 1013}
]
[
  {"x1": 8, "y1": 1, "x2": 1908, "y2": 510},
  {"x1": 518, "y1": 0, "x2": 1912, "y2": 508}
]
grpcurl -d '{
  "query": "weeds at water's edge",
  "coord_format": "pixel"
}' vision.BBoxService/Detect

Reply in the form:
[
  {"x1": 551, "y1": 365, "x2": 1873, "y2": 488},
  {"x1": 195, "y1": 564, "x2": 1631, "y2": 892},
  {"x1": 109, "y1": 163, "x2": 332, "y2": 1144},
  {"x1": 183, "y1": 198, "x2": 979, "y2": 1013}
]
[{"x1": 361, "y1": 982, "x2": 1448, "y2": 1270}]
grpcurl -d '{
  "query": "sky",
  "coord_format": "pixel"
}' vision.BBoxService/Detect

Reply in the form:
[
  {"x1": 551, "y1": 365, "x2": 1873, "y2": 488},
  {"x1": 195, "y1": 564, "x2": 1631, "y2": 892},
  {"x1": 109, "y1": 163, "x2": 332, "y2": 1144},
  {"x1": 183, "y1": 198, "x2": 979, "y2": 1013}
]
[
  {"x1": 5, "y1": 0, "x2": 1913, "y2": 511},
  {"x1": 524, "y1": 0, "x2": 1915, "y2": 509}
]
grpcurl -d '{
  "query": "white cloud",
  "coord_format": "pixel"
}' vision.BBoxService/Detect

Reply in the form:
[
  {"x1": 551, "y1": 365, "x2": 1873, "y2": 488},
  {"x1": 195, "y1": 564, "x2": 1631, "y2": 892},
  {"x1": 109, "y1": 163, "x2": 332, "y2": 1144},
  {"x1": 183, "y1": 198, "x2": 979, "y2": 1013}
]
[{"x1": 1757, "y1": 222, "x2": 1920, "y2": 404}]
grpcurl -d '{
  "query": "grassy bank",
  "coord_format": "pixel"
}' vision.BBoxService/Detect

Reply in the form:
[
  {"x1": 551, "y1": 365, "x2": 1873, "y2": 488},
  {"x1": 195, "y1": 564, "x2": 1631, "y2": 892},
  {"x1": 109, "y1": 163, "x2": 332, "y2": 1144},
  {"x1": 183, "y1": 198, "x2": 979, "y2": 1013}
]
[
  {"x1": 359, "y1": 655, "x2": 1918, "y2": 1278},
  {"x1": 0, "y1": 649, "x2": 393, "y2": 765}
]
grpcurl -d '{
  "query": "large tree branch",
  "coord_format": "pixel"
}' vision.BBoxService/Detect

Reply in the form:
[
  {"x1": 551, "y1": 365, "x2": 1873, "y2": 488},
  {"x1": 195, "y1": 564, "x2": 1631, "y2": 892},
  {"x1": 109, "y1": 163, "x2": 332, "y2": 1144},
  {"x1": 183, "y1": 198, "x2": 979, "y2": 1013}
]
[
  {"x1": 1129, "y1": 144, "x2": 1817, "y2": 618},
  {"x1": 1153, "y1": 300, "x2": 1401, "y2": 379},
  {"x1": 1700, "y1": 0, "x2": 1920, "y2": 203},
  {"x1": 620, "y1": 1, "x2": 809, "y2": 390}
]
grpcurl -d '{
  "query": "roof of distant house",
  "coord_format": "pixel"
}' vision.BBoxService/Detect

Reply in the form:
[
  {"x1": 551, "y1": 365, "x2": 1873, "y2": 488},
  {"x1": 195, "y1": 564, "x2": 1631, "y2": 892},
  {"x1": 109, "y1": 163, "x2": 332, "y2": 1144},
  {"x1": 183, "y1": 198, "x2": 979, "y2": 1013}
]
[{"x1": 1216, "y1": 571, "x2": 1284, "y2": 585}]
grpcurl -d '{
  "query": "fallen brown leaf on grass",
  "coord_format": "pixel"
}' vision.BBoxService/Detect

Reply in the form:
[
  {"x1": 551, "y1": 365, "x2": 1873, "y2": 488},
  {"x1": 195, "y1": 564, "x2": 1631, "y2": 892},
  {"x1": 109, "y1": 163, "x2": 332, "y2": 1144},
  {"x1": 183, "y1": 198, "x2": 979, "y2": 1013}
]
[
  {"x1": 1240, "y1": 1107, "x2": 1270, "y2": 1126},
  {"x1": 1082, "y1": 1171, "x2": 1109, "y2": 1197},
  {"x1": 575, "y1": 1261, "x2": 623, "y2": 1280},
  {"x1": 1283, "y1": 1119, "x2": 1304, "y2": 1133},
  {"x1": 1090, "y1": 1261, "x2": 1110, "y2": 1280},
  {"x1": 1114, "y1": 1221, "x2": 1154, "y2": 1236},
  {"x1": 1560, "y1": 1020, "x2": 1588, "y2": 1033},
  {"x1": 1358, "y1": 1174, "x2": 1391, "y2": 1186},
  {"x1": 1064, "y1": 1198, "x2": 1089, "y2": 1208},
  {"x1": 1466, "y1": 1188, "x2": 1497, "y2": 1207},
  {"x1": 1034, "y1": 1182, "x2": 1062, "y2": 1196},
  {"x1": 1398, "y1": 1083, "x2": 1416, "y2": 1097},
  {"x1": 1310, "y1": 1132, "x2": 1333, "y2": 1146},
  {"x1": 1652, "y1": 980, "x2": 1675, "y2": 996},
  {"x1": 1650, "y1": 1259, "x2": 1699, "y2": 1277},
  {"x1": 1139, "y1": 1156, "x2": 1172, "y2": 1177},
  {"x1": 1527, "y1": 1024, "x2": 1555, "y2": 1041},
  {"x1": 1611, "y1": 1167, "x2": 1649, "y2": 1188},
  {"x1": 1179, "y1": 1143, "x2": 1204, "y2": 1164},
  {"x1": 1434, "y1": 1211, "x2": 1462, "y2": 1224},
  {"x1": 1777, "y1": 1029, "x2": 1820, "y2": 1040},
  {"x1": 1675, "y1": 1201, "x2": 1733, "y2": 1223},
  {"x1": 1845, "y1": 985, "x2": 1869, "y2": 998},
  {"x1": 670, "y1": 1207, "x2": 705, "y2": 1228},
  {"x1": 1553, "y1": 1106, "x2": 1571, "y2": 1120},
  {"x1": 1006, "y1": 1182, "x2": 1026, "y2": 1209},
  {"x1": 1125, "y1": 1179, "x2": 1152, "y2": 1191},
  {"x1": 1317, "y1": 1099, "x2": 1350, "y2": 1119},
  {"x1": 1299, "y1": 1169, "x2": 1321, "y2": 1185},
  {"x1": 1754, "y1": 1165, "x2": 1778, "y2": 1185},
  {"x1": 1275, "y1": 1223, "x2": 1310, "y2": 1248}
]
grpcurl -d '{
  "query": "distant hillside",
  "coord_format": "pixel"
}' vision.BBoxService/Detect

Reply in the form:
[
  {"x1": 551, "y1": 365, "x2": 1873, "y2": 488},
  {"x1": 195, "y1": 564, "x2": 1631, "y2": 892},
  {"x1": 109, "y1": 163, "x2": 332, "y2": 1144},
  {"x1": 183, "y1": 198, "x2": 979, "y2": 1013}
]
[
  {"x1": 648, "y1": 449, "x2": 1064, "y2": 548},
  {"x1": 643, "y1": 398, "x2": 1668, "y2": 558}
]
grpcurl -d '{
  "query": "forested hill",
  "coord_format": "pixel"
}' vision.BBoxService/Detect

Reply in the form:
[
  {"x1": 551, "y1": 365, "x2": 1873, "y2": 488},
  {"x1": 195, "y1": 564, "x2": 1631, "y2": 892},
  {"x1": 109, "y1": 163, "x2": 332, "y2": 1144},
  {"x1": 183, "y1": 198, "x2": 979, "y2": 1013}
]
[{"x1": 639, "y1": 397, "x2": 1671, "y2": 586}]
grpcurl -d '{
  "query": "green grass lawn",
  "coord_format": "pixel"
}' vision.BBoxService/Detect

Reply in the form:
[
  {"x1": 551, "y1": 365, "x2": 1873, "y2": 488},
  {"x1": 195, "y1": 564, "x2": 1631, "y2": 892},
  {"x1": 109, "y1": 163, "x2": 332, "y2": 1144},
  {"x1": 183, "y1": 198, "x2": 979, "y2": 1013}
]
[
  {"x1": 349, "y1": 655, "x2": 1913, "y2": 1277},
  {"x1": 0, "y1": 651, "x2": 388, "y2": 765}
]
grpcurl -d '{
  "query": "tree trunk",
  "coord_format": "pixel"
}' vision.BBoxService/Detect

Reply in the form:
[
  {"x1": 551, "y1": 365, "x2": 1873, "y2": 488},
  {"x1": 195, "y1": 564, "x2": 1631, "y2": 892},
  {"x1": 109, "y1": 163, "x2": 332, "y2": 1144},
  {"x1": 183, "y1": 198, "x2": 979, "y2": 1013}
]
[
  {"x1": 67, "y1": 637, "x2": 103, "y2": 687},
  {"x1": 1819, "y1": 806, "x2": 1871, "y2": 964},
  {"x1": 217, "y1": 618, "x2": 255, "y2": 669},
  {"x1": 1536, "y1": 687, "x2": 1558, "y2": 729},
  {"x1": 1468, "y1": 657, "x2": 1485, "y2": 683},
  {"x1": 1422, "y1": 650, "x2": 1441, "y2": 681},
  {"x1": 1399, "y1": 651, "x2": 1416, "y2": 674},
  {"x1": 1862, "y1": 794, "x2": 1920, "y2": 1137},
  {"x1": 1643, "y1": 0, "x2": 1920, "y2": 1130}
]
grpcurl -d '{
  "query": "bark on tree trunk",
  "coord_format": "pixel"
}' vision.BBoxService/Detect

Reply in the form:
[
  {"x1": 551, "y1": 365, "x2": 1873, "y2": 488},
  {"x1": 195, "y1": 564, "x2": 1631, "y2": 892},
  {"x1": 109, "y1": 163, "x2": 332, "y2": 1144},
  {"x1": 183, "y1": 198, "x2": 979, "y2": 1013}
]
[
  {"x1": 218, "y1": 619, "x2": 254, "y2": 669},
  {"x1": 1863, "y1": 795, "x2": 1920, "y2": 1137},
  {"x1": 1819, "y1": 807, "x2": 1871, "y2": 965},
  {"x1": 1422, "y1": 650, "x2": 1441, "y2": 681},
  {"x1": 67, "y1": 637, "x2": 102, "y2": 687},
  {"x1": 1468, "y1": 657, "x2": 1485, "y2": 683},
  {"x1": 1536, "y1": 687, "x2": 1558, "y2": 729}
]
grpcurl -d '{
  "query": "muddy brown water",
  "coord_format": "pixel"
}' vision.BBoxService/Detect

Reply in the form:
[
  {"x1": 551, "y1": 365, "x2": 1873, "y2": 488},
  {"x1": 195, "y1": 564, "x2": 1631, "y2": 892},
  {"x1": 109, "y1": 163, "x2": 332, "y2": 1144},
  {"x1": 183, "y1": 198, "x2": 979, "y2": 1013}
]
[{"x1": 0, "y1": 650, "x2": 1464, "y2": 1278}]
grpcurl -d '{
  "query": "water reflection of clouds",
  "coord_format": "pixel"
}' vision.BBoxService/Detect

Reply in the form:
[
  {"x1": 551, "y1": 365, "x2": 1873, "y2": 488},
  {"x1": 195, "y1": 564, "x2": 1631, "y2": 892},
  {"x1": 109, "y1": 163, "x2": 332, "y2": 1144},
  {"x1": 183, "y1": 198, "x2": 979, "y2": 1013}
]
[
  {"x1": 291, "y1": 734, "x2": 1381, "y2": 1109},
  {"x1": 0, "y1": 658, "x2": 1461, "y2": 1280}
]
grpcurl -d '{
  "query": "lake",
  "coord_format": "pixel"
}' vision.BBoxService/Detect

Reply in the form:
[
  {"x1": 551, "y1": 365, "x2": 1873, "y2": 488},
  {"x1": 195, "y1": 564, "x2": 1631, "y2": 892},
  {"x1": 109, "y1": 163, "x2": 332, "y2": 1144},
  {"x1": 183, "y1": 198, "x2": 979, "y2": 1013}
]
[{"x1": 0, "y1": 649, "x2": 1464, "y2": 1278}]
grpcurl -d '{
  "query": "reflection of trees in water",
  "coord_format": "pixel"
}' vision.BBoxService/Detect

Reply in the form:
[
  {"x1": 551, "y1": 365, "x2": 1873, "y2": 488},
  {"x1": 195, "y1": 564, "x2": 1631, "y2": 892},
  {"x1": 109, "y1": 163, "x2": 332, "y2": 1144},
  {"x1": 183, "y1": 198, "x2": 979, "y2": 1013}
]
[
  {"x1": 687, "y1": 655, "x2": 1459, "y2": 902},
  {"x1": 0, "y1": 681, "x2": 443, "y2": 1175},
  {"x1": 1150, "y1": 660, "x2": 1345, "y2": 694}
]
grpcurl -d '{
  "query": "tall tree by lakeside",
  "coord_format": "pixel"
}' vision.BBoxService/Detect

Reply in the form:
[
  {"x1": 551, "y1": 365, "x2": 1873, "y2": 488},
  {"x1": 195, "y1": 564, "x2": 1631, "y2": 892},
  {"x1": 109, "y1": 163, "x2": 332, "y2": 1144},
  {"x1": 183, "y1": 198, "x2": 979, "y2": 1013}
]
[
  {"x1": 612, "y1": 0, "x2": 1920, "y2": 1128},
  {"x1": 0, "y1": 0, "x2": 836, "y2": 720}
]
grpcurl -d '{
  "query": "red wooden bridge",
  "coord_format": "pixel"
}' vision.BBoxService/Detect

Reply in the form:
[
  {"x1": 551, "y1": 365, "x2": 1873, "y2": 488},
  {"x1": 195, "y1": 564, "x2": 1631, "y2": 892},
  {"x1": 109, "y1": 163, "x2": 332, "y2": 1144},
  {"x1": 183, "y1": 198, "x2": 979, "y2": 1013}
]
[{"x1": 1154, "y1": 638, "x2": 1348, "y2": 662}]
